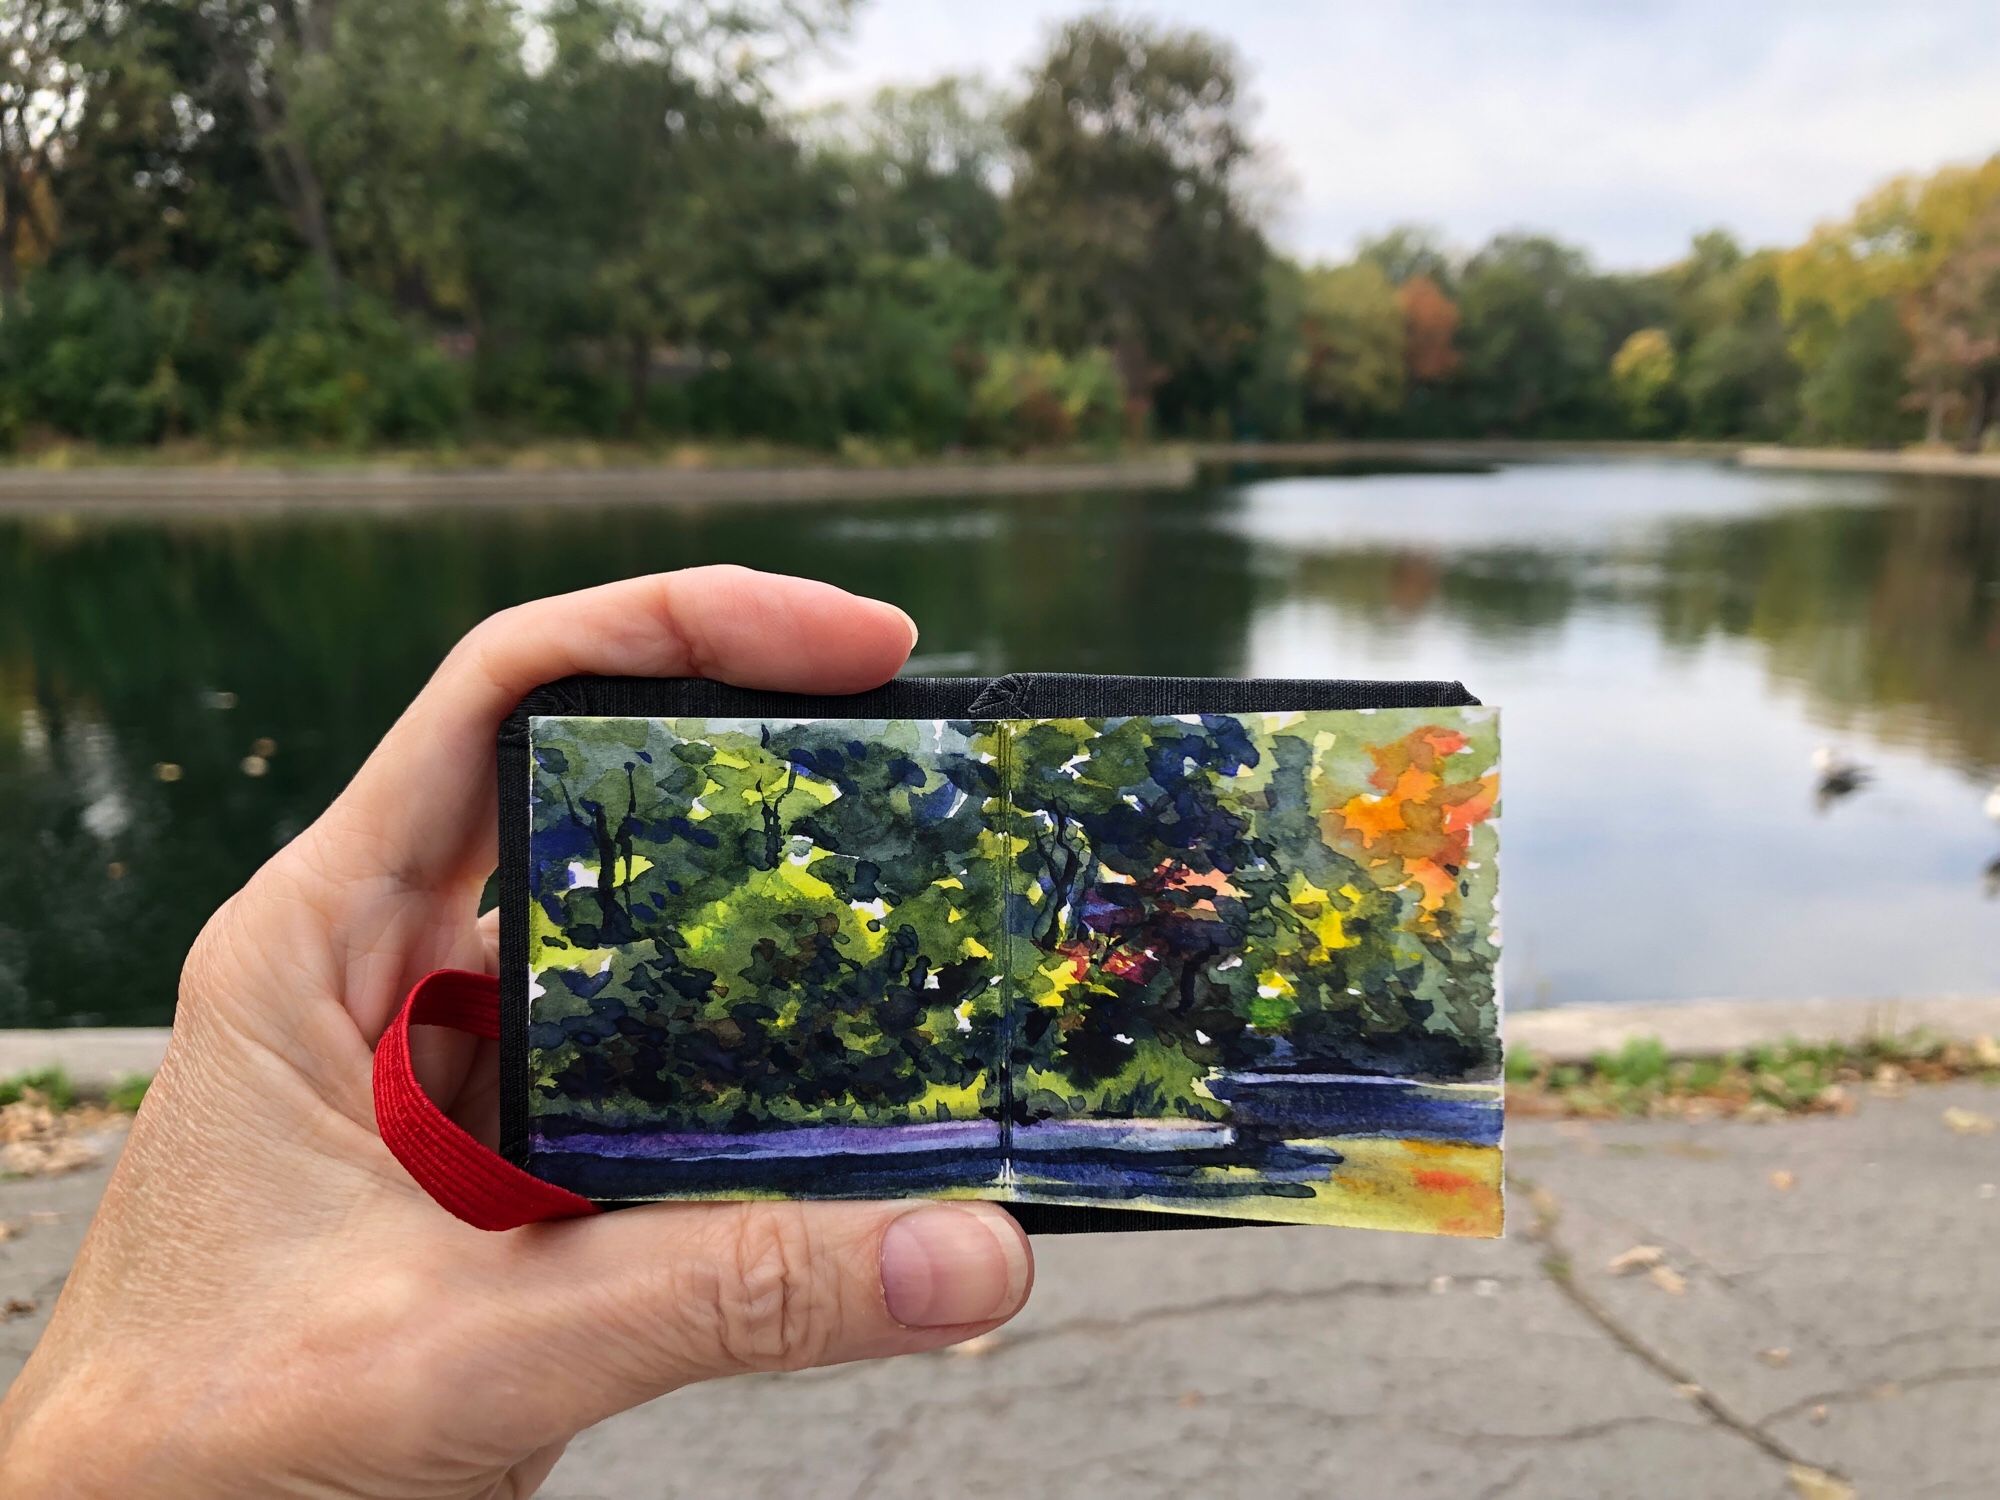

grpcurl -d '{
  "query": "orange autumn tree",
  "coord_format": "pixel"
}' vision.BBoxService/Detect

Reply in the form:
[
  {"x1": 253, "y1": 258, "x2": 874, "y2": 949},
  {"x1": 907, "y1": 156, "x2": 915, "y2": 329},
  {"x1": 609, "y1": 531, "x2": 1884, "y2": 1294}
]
[
  {"x1": 1397, "y1": 274, "x2": 1463, "y2": 385},
  {"x1": 1197, "y1": 715, "x2": 1502, "y2": 1081},
  {"x1": 1333, "y1": 724, "x2": 1498, "y2": 924}
]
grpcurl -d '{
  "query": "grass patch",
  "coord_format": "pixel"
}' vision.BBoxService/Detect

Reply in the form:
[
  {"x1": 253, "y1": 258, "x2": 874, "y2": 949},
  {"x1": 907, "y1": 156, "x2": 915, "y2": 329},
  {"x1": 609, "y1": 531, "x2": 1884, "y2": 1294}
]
[
  {"x1": 0, "y1": 1067, "x2": 151, "y2": 1114},
  {"x1": 1507, "y1": 1031, "x2": 2000, "y2": 1119}
]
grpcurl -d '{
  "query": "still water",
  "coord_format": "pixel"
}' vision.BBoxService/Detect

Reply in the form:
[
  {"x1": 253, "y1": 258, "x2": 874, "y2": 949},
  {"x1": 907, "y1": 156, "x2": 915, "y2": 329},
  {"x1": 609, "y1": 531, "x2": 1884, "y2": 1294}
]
[{"x1": 4, "y1": 458, "x2": 1998, "y2": 1026}]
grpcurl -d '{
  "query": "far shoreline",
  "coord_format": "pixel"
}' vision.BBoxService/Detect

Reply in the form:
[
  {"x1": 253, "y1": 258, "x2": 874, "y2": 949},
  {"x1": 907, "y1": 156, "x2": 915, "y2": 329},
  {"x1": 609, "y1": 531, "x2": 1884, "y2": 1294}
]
[{"x1": 0, "y1": 439, "x2": 1994, "y2": 516}]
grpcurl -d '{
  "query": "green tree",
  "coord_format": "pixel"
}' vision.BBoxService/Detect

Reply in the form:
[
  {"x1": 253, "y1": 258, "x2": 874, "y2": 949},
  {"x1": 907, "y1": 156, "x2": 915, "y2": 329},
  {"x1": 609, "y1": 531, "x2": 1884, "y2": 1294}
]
[
  {"x1": 1357, "y1": 224, "x2": 1455, "y2": 292},
  {"x1": 1296, "y1": 260, "x2": 1406, "y2": 430},
  {"x1": 1003, "y1": 13, "x2": 1268, "y2": 430},
  {"x1": 1455, "y1": 234, "x2": 1619, "y2": 435},
  {"x1": 812, "y1": 76, "x2": 1008, "y2": 267},
  {"x1": 1799, "y1": 297, "x2": 1914, "y2": 446},
  {"x1": 1610, "y1": 327, "x2": 1677, "y2": 434}
]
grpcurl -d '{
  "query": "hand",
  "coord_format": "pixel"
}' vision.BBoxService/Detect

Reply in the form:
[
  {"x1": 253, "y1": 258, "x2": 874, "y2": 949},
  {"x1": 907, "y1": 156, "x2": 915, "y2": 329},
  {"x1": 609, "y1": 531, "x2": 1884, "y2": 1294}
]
[{"x1": 0, "y1": 567, "x2": 1034, "y2": 1498}]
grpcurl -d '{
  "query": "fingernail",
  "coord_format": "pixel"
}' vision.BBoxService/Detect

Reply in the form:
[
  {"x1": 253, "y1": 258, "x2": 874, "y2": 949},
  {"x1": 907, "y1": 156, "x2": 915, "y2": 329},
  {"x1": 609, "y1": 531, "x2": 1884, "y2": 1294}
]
[
  {"x1": 880, "y1": 1206, "x2": 1029, "y2": 1328},
  {"x1": 894, "y1": 605, "x2": 920, "y2": 650}
]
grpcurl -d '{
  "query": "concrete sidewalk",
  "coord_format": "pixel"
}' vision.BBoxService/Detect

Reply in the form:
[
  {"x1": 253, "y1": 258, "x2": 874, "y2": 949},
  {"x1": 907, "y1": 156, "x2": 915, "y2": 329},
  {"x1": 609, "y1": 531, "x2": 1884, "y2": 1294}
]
[{"x1": 6, "y1": 1081, "x2": 1998, "y2": 1498}]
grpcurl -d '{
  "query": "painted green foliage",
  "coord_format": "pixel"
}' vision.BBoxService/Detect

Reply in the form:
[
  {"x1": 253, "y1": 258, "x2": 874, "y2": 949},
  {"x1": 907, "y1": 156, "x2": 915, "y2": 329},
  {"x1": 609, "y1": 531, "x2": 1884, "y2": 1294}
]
[
  {"x1": 527, "y1": 709, "x2": 1500, "y2": 1133},
  {"x1": 528, "y1": 718, "x2": 1002, "y2": 1127},
  {"x1": 1002, "y1": 712, "x2": 1501, "y2": 1122}
]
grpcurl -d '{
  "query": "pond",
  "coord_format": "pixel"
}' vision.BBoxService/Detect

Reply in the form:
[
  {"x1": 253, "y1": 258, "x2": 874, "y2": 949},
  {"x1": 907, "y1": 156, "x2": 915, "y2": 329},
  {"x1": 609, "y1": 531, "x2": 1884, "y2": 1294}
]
[{"x1": 3, "y1": 456, "x2": 1998, "y2": 1026}]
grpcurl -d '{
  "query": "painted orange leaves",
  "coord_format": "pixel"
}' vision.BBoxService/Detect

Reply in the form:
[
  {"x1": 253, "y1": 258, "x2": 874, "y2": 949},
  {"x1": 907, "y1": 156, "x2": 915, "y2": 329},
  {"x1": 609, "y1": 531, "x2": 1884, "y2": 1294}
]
[{"x1": 1331, "y1": 725, "x2": 1498, "y2": 915}]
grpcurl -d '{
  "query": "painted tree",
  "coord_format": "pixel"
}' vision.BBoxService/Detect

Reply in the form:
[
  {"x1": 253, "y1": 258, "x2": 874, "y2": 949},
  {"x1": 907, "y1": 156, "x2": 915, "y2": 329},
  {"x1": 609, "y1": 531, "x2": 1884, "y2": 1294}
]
[{"x1": 529, "y1": 718, "x2": 1000, "y2": 1128}]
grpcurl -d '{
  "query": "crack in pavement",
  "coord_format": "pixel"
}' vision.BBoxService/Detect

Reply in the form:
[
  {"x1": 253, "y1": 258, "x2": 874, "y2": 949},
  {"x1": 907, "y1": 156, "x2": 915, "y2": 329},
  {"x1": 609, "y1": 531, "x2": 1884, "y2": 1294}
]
[
  {"x1": 907, "y1": 1275, "x2": 1533, "y2": 1362},
  {"x1": 1759, "y1": 1363, "x2": 2000, "y2": 1429},
  {"x1": 1509, "y1": 1169, "x2": 1850, "y2": 1491}
]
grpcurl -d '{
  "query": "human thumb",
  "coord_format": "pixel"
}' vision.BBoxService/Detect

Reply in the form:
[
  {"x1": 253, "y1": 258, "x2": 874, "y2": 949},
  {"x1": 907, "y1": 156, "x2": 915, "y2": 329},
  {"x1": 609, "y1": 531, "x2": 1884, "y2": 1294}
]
[{"x1": 475, "y1": 1198, "x2": 1033, "y2": 1440}]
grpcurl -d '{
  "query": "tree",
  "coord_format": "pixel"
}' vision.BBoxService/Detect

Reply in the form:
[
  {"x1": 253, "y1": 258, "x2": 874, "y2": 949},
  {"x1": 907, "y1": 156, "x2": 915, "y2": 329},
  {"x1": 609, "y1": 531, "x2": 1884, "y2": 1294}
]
[
  {"x1": 1295, "y1": 260, "x2": 1405, "y2": 429},
  {"x1": 1905, "y1": 203, "x2": 2000, "y2": 451},
  {"x1": 1357, "y1": 224, "x2": 1454, "y2": 292},
  {"x1": 1003, "y1": 14, "x2": 1268, "y2": 430},
  {"x1": 1455, "y1": 234, "x2": 1619, "y2": 434},
  {"x1": 1668, "y1": 239, "x2": 1798, "y2": 439},
  {"x1": 811, "y1": 76, "x2": 1008, "y2": 267},
  {"x1": 1799, "y1": 297, "x2": 1914, "y2": 447},
  {"x1": 1397, "y1": 273, "x2": 1461, "y2": 384},
  {"x1": 528, "y1": 717, "x2": 1000, "y2": 1128},
  {"x1": 470, "y1": 0, "x2": 846, "y2": 432},
  {"x1": 1610, "y1": 328, "x2": 1677, "y2": 434},
  {"x1": 0, "y1": 0, "x2": 96, "y2": 301}
]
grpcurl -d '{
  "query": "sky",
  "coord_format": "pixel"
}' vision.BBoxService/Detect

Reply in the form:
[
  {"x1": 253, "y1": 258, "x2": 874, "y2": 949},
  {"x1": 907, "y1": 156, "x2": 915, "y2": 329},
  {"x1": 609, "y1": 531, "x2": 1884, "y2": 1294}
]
[{"x1": 792, "y1": 1, "x2": 2000, "y2": 270}]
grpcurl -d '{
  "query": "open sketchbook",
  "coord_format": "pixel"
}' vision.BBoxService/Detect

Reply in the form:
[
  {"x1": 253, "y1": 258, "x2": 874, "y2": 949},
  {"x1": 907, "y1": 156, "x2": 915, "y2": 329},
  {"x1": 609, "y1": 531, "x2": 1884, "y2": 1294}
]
[{"x1": 510, "y1": 698, "x2": 1501, "y2": 1235}]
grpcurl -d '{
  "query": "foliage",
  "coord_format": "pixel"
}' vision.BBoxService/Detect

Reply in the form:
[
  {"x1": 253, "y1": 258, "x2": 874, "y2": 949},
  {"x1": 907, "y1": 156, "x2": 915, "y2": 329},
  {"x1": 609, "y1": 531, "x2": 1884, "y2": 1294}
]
[
  {"x1": 1002, "y1": 13, "x2": 1268, "y2": 429},
  {"x1": 967, "y1": 347, "x2": 1123, "y2": 451},
  {"x1": 1396, "y1": 274, "x2": 1462, "y2": 384},
  {"x1": 1610, "y1": 328, "x2": 1678, "y2": 435},
  {"x1": 1509, "y1": 1031, "x2": 2000, "y2": 1120},
  {"x1": 0, "y1": 1067, "x2": 74, "y2": 1110},
  {"x1": 526, "y1": 711, "x2": 1500, "y2": 1133},
  {"x1": 9, "y1": 0, "x2": 2000, "y2": 452},
  {"x1": 1798, "y1": 299, "x2": 1914, "y2": 448},
  {"x1": 226, "y1": 276, "x2": 470, "y2": 446},
  {"x1": 1295, "y1": 261, "x2": 1406, "y2": 427}
]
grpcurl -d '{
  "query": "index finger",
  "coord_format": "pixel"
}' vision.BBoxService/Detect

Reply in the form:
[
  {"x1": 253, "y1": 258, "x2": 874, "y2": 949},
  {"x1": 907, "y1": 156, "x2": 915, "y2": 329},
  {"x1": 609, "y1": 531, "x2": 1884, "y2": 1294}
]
[{"x1": 311, "y1": 566, "x2": 917, "y2": 888}]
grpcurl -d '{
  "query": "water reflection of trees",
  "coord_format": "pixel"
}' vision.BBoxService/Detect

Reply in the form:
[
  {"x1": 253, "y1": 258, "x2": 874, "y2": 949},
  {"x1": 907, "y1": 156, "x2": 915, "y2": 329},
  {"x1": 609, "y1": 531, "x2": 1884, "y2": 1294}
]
[
  {"x1": 0, "y1": 490, "x2": 1260, "y2": 1025},
  {"x1": 1280, "y1": 478, "x2": 2000, "y2": 776}
]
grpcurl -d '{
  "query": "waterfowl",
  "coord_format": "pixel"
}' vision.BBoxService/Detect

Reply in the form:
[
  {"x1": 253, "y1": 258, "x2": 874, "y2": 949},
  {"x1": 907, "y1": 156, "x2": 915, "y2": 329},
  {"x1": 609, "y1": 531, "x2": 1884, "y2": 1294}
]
[{"x1": 1811, "y1": 746, "x2": 1870, "y2": 808}]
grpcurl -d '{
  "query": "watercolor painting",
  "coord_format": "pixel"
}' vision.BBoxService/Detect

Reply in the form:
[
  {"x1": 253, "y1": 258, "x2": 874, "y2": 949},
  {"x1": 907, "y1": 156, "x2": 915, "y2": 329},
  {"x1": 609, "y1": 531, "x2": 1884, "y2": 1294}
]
[{"x1": 524, "y1": 708, "x2": 1501, "y2": 1234}]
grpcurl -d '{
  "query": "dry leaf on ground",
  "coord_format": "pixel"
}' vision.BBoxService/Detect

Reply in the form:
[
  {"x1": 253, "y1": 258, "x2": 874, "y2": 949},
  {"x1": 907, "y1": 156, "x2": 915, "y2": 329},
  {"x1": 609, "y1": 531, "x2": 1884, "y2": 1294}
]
[
  {"x1": 1786, "y1": 1463, "x2": 1854, "y2": 1500},
  {"x1": 0, "y1": 1095, "x2": 126, "y2": 1179},
  {"x1": 1943, "y1": 1107, "x2": 1997, "y2": 1135},
  {"x1": 1647, "y1": 1264, "x2": 1689, "y2": 1296},
  {"x1": 1759, "y1": 1347, "x2": 1791, "y2": 1367},
  {"x1": 1769, "y1": 1169, "x2": 1797, "y2": 1192},
  {"x1": 1608, "y1": 1244, "x2": 1665, "y2": 1275}
]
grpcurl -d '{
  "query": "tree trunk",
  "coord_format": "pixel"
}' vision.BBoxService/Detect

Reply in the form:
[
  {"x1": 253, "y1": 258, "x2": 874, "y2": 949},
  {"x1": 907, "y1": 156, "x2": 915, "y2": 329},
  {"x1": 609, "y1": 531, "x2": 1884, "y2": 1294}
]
[
  {"x1": 0, "y1": 209, "x2": 19, "y2": 307},
  {"x1": 1959, "y1": 380, "x2": 1991, "y2": 455},
  {"x1": 1924, "y1": 391, "x2": 1946, "y2": 446},
  {"x1": 624, "y1": 334, "x2": 651, "y2": 436}
]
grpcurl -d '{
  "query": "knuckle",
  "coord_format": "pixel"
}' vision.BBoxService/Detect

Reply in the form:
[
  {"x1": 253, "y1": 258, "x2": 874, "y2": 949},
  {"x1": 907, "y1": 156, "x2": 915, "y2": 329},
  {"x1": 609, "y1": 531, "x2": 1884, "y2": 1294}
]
[{"x1": 694, "y1": 1206, "x2": 841, "y2": 1373}]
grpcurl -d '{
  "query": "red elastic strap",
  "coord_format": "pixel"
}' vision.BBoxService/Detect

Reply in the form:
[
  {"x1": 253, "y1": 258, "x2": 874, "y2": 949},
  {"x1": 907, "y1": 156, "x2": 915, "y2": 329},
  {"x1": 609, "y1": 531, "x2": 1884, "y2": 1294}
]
[{"x1": 373, "y1": 968, "x2": 599, "y2": 1231}]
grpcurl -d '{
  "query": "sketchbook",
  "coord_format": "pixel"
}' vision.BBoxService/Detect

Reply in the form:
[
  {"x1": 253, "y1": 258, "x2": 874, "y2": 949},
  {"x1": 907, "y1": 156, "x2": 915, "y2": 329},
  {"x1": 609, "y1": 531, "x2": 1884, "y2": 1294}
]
[{"x1": 498, "y1": 675, "x2": 1502, "y2": 1236}]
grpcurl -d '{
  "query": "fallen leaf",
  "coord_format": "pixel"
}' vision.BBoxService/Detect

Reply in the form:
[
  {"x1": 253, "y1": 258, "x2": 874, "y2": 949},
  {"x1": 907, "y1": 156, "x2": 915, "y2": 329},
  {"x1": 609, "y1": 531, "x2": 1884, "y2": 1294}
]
[
  {"x1": 1808, "y1": 1404, "x2": 1829, "y2": 1426},
  {"x1": 1759, "y1": 1347, "x2": 1792, "y2": 1367},
  {"x1": 1608, "y1": 1244, "x2": 1665, "y2": 1275},
  {"x1": 1786, "y1": 1464, "x2": 1853, "y2": 1500},
  {"x1": 1, "y1": 1297, "x2": 36, "y2": 1320},
  {"x1": 1943, "y1": 1107, "x2": 1996, "y2": 1136},
  {"x1": 1769, "y1": 1169, "x2": 1797, "y2": 1192},
  {"x1": 1672, "y1": 1382, "x2": 1704, "y2": 1400},
  {"x1": 1648, "y1": 1264, "x2": 1689, "y2": 1296},
  {"x1": 0, "y1": 1220, "x2": 15, "y2": 1242}
]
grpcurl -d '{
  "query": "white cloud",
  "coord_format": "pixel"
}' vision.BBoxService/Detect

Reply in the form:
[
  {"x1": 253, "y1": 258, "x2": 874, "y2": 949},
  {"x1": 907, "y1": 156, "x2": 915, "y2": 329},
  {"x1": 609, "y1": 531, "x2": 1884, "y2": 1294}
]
[{"x1": 794, "y1": 0, "x2": 2000, "y2": 268}]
